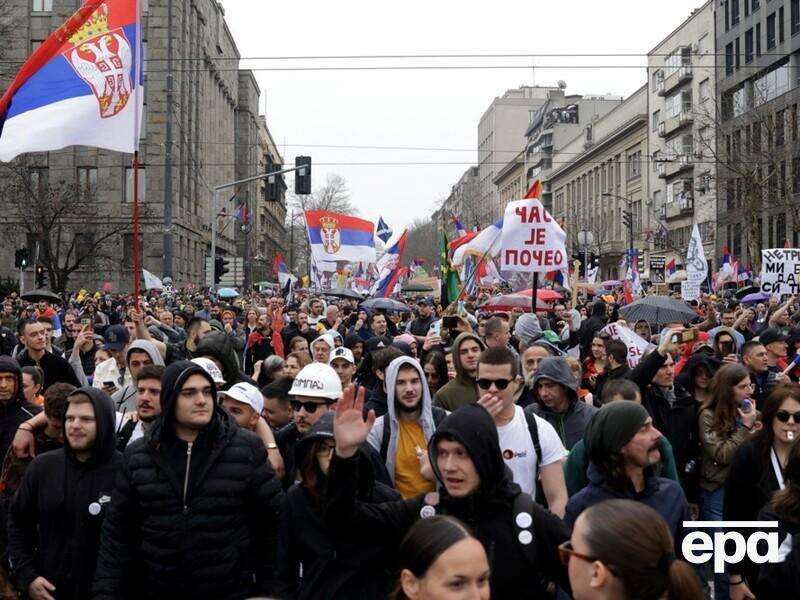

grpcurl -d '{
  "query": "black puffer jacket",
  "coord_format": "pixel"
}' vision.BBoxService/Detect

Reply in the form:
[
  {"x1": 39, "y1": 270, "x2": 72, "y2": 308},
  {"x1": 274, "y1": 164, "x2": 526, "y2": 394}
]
[
  {"x1": 275, "y1": 413, "x2": 400, "y2": 599},
  {"x1": 92, "y1": 361, "x2": 284, "y2": 600},
  {"x1": 8, "y1": 387, "x2": 120, "y2": 600},
  {"x1": 194, "y1": 331, "x2": 251, "y2": 389}
]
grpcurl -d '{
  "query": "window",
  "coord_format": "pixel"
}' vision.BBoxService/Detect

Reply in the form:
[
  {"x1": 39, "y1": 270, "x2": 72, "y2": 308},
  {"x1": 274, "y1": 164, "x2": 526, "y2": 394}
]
[
  {"x1": 791, "y1": 104, "x2": 798, "y2": 141},
  {"x1": 76, "y1": 167, "x2": 97, "y2": 200},
  {"x1": 767, "y1": 13, "x2": 776, "y2": 48},
  {"x1": 725, "y1": 42, "x2": 734, "y2": 76},
  {"x1": 30, "y1": 39, "x2": 44, "y2": 53},
  {"x1": 698, "y1": 33, "x2": 710, "y2": 54},
  {"x1": 756, "y1": 22, "x2": 762, "y2": 55},
  {"x1": 725, "y1": 0, "x2": 730, "y2": 31},
  {"x1": 777, "y1": 213, "x2": 787, "y2": 247},
  {"x1": 732, "y1": 0, "x2": 740, "y2": 25},
  {"x1": 699, "y1": 78, "x2": 710, "y2": 102},
  {"x1": 745, "y1": 28, "x2": 754, "y2": 62},
  {"x1": 653, "y1": 190, "x2": 662, "y2": 211},
  {"x1": 752, "y1": 0, "x2": 760, "y2": 11},
  {"x1": 27, "y1": 167, "x2": 48, "y2": 196},
  {"x1": 31, "y1": 0, "x2": 52, "y2": 11},
  {"x1": 122, "y1": 234, "x2": 143, "y2": 269},
  {"x1": 776, "y1": 109, "x2": 786, "y2": 146},
  {"x1": 652, "y1": 110, "x2": 661, "y2": 132},
  {"x1": 125, "y1": 166, "x2": 146, "y2": 202},
  {"x1": 792, "y1": 0, "x2": 800, "y2": 35},
  {"x1": 735, "y1": 37, "x2": 741, "y2": 70},
  {"x1": 793, "y1": 156, "x2": 800, "y2": 194},
  {"x1": 627, "y1": 151, "x2": 642, "y2": 179},
  {"x1": 74, "y1": 233, "x2": 94, "y2": 262},
  {"x1": 745, "y1": 0, "x2": 750, "y2": 17},
  {"x1": 665, "y1": 90, "x2": 691, "y2": 118},
  {"x1": 754, "y1": 61, "x2": 791, "y2": 105},
  {"x1": 779, "y1": 7, "x2": 785, "y2": 43}
]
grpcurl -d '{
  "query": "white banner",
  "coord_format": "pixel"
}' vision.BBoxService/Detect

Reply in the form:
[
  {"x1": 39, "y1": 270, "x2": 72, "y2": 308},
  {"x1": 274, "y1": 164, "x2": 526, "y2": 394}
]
[
  {"x1": 142, "y1": 269, "x2": 163, "y2": 290},
  {"x1": 685, "y1": 223, "x2": 708, "y2": 283},
  {"x1": 499, "y1": 198, "x2": 566, "y2": 273},
  {"x1": 601, "y1": 322, "x2": 653, "y2": 368},
  {"x1": 761, "y1": 248, "x2": 800, "y2": 295},
  {"x1": 681, "y1": 280, "x2": 702, "y2": 301}
]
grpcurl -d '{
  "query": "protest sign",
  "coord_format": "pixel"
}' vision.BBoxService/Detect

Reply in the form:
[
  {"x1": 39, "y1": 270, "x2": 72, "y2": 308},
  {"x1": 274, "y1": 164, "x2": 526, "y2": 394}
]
[
  {"x1": 681, "y1": 280, "x2": 702, "y2": 301},
  {"x1": 761, "y1": 248, "x2": 800, "y2": 295},
  {"x1": 601, "y1": 322, "x2": 653, "y2": 368},
  {"x1": 499, "y1": 198, "x2": 566, "y2": 272}
]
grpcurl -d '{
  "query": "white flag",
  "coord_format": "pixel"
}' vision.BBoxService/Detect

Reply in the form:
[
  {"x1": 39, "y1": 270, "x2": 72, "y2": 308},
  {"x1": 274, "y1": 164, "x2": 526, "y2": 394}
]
[
  {"x1": 142, "y1": 269, "x2": 163, "y2": 290},
  {"x1": 685, "y1": 223, "x2": 708, "y2": 283}
]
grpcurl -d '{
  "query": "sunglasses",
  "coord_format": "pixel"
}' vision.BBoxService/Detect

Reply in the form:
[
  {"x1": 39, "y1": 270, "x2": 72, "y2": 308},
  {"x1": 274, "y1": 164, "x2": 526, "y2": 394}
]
[
  {"x1": 558, "y1": 541, "x2": 599, "y2": 566},
  {"x1": 291, "y1": 399, "x2": 334, "y2": 414},
  {"x1": 776, "y1": 410, "x2": 800, "y2": 424},
  {"x1": 476, "y1": 378, "x2": 512, "y2": 390}
]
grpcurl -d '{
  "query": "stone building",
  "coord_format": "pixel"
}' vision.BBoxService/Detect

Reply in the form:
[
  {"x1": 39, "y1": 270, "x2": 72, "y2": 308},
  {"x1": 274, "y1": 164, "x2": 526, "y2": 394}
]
[
  {"x1": 549, "y1": 86, "x2": 649, "y2": 280},
  {"x1": 0, "y1": 0, "x2": 284, "y2": 291},
  {"x1": 493, "y1": 151, "x2": 525, "y2": 216},
  {"x1": 442, "y1": 166, "x2": 479, "y2": 229}
]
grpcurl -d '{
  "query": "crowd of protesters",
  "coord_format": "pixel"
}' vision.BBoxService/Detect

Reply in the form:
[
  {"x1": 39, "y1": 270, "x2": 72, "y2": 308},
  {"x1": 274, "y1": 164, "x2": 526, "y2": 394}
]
[{"x1": 0, "y1": 284, "x2": 797, "y2": 598}]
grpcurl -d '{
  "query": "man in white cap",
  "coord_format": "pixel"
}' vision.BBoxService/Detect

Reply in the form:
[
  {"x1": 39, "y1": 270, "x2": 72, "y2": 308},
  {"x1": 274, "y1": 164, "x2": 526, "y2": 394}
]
[
  {"x1": 329, "y1": 347, "x2": 356, "y2": 388},
  {"x1": 219, "y1": 382, "x2": 264, "y2": 432},
  {"x1": 310, "y1": 334, "x2": 334, "y2": 364}
]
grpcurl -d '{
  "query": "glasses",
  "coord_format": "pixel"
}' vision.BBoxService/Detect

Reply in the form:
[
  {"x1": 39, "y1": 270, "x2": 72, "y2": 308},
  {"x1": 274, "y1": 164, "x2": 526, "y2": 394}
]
[
  {"x1": 476, "y1": 378, "x2": 512, "y2": 390},
  {"x1": 558, "y1": 541, "x2": 608, "y2": 569},
  {"x1": 776, "y1": 410, "x2": 800, "y2": 424},
  {"x1": 291, "y1": 399, "x2": 333, "y2": 414},
  {"x1": 316, "y1": 443, "x2": 336, "y2": 456}
]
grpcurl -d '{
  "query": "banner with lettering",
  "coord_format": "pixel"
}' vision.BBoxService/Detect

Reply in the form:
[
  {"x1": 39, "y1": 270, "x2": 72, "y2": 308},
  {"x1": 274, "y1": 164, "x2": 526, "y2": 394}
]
[
  {"x1": 499, "y1": 198, "x2": 566, "y2": 273},
  {"x1": 761, "y1": 248, "x2": 800, "y2": 295}
]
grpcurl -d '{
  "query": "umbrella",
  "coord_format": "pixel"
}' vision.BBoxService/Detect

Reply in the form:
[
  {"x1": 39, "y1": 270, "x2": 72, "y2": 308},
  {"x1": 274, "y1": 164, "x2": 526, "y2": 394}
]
[
  {"x1": 479, "y1": 294, "x2": 551, "y2": 313},
  {"x1": 360, "y1": 298, "x2": 412, "y2": 313},
  {"x1": 600, "y1": 280, "x2": 622, "y2": 289},
  {"x1": 217, "y1": 287, "x2": 239, "y2": 299},
  {"x1": 325, "y1": 288, "x2": 363, "y2": 300},
  {"x1": 741, "y1": 292, "x2": 770, "y2": 304},
  {"x1": 618, "y1": 296, "x2": 699, "y2": 325},
  {"x1": 735, "y1": 285, "x2": 760, "y2": 299},
  {"x1": 21, "y1": 289, "x2": 62, "y2": 304},
  {"x1": 517, "y1": 289, "x2": 563, "y2": 301},
  {"x1": 401, "y1": 281, "x2": 434, "y2": 293}
]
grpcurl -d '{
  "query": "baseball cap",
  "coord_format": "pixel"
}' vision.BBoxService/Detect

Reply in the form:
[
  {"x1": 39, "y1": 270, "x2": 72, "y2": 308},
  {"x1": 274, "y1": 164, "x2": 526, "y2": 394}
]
[
  {"x1": 219, "y1": 382, "x2": 264, "y2": 414},
  {"x1": 103, "y1": 325, "x2": 130, "y2": 351},
  {"x1": 329, "y1": 347, "x2": 355, "y2": 365},
  {"x1": 191, "y1": 357, "x2": 226, "y2": 385},
  {"x1": 759, "y1": 327, "x2": 789, "y2": 347}
]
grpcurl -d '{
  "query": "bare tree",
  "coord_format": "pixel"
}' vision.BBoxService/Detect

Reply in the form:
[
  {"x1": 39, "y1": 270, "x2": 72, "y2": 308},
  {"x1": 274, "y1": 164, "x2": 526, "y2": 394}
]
[{"x1": 0, "y1": 161, "x2": 149, "y2": 291}]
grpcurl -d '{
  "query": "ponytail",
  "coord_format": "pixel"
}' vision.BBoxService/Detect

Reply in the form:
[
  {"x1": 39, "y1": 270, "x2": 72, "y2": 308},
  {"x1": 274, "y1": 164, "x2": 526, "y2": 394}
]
[{"x1": 666, "y1": 559, "x2": 705, "y2": 600}]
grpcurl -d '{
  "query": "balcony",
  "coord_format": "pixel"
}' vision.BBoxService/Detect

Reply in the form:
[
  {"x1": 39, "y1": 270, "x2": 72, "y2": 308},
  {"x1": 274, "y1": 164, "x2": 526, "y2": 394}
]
[
  {"x1": 527, "y1": 148, "x2": 551, "y2": 168},
  {"x1": 661, "y1": 194, "x2": 695, "y2": 220},
  {"x1": 658, "y1": 110, "x2": 693, "y2": 138},
  {"x1": 657, "y1": 65, "x2": 693, "y2": 97},
  {"x1": 658, "y1": 155, "x2": 693, "y2": 179}
]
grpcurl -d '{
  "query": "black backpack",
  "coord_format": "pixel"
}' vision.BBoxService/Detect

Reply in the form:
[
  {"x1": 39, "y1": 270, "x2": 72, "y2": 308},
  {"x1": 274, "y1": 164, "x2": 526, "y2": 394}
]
[
  {"x1": 379, "y1": 406, "x2": 447, "y2": 462},
  {"x1": 522, "y1": 408, "x2": 547, "y2": 507},
  {"x1": 116, "y1": 418, "x2": 137, "y2": 452}
]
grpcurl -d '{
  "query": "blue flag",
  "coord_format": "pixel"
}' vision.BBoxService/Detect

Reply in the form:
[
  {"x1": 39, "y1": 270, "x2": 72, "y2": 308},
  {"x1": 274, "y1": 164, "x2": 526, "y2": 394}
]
[{"x1": 376, "y1": 217, "x2": 393, "y2": 244}]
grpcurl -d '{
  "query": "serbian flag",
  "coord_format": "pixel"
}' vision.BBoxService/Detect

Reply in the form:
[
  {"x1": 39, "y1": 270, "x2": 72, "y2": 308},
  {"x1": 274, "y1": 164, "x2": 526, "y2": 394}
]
[
  {"x1": 0, "y1": 0, "x2": 144, "y2": 161},
  {"x1": 452, "y1": 216, "x2": 467, "y2": 238},
  {"x1": 272, "y1": 253, "x2": 293, "y2": 286},
  {"x1": 737, "y1": 262, "x2": 750, "y2": 283},
  {"x1": 305, "y1": 210, "x2": 376, "y2": 264},
  {"x1": 234, "y1": 202, "x2": 249, "y2": 222},
  {"x1": 719, "y1": 247, "x2": 734, "y2": 277},
  {"x1": 666, "y1": 259, "x2": 677, "y2": 278},
  {"x1": 545, "y1": 270, "x2": 565, "y2": 286},
  {"x1": 372, "y1": 230, "x2": 408, "y2": 298}
]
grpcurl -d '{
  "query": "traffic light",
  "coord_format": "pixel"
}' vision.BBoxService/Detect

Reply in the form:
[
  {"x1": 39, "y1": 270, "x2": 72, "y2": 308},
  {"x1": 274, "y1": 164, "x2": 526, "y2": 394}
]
[
  {"x1": 213, "y1": 256, "x2": 229, "y2": 284},
  {"x1": 14, "y1": 248, "x2": 28, "y2": 269},
  {"x1": 294, "y1": 156, "x2": 311, "y2": 195},
  {"x1": 622, "y1": 210, "x2": 633, "y2": 230},
  {"x1": 35, "y1": 265, "x2": 46, "y2": 288},
  {"x1": 266, "y1": 163, "x2": 283, "y2": 201}
]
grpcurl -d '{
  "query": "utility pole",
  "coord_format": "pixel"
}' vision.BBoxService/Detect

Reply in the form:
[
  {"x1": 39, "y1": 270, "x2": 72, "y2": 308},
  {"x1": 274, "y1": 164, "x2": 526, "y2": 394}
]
[
  {"x1": 162, "y1": 0, "x2": 175, "y2": 279},
  {"x1": 289, "y1": 208, "x2": 294, "y2": 272}
]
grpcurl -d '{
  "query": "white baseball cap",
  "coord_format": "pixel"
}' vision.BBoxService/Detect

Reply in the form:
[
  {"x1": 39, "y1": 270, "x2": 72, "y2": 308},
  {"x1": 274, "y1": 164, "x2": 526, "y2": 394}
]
[
  {"x1": 329, "y1": 347, "x2": 355, "y2": 365},
  {"x1": 219, "y1": 382, "x2": 264, "y2": 414},
  {"x1": 191, "y1": 357, "x2": 226, "y2": 385}
]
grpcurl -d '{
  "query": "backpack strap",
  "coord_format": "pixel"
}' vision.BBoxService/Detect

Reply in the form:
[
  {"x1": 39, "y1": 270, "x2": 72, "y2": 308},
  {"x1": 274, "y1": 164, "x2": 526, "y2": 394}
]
[
  {"x1": 379, "y1": 415, "x2": 391, "y2": 462},
  {"x1": 116, "y1": 419, "x2": 137, "y2": 452},
  {"x1": 523, "y1": 409, "x2": 542, "y2": 480},
  {"x1": 512, "y1": 492, "x2": 539, "y2": 566}
]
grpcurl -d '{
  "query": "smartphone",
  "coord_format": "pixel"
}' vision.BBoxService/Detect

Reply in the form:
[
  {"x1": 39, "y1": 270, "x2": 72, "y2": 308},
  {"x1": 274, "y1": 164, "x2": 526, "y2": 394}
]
[
  {"x1": 429, "y1": 321, "x2": 441, "y2": 337},
  {"x1": 719, "y1": 341, "x2": 735, "y2": 356},
  {"x1": 81, "y1": 317, "x2": 91, "y2": 326},
  {"x1": 442, "y1": 316, "x2": 459, "y2": 330},
  {"x1": 671, "y1": 329, "x2": 698, "y2": 344},
  {"x1": 102, "y1": 380, "x2": 115, "y2": 388},
  {"x1": 742, "y1": 399, "x2": 753, "y2": 413}
]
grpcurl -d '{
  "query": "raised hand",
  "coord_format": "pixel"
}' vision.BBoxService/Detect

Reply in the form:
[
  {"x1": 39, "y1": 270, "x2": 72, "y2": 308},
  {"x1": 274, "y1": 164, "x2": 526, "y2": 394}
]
[{"x1": 334, "y1": 384, "x2": 375, "y2": 458}]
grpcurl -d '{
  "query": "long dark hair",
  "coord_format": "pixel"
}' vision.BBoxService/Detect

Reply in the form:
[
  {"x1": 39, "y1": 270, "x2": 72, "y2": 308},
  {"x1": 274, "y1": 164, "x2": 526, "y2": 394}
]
[
  {"x1": 755, "y1": 383, "x2": 800, "y2": 467},
  {"x1": 772, "y1": 440, "x2": 800, "y2": 522},
  {"x1": 299, "y1": 439, "x2": 328, "y2": 511},
  {"x1": 422, "y1": 351, "x2": 449, "y2": 394},
  {"x1": 581, "y1": 499, "x2": 704, "y2": 600},
  {"x1": 701, "y1": 363, "x2": 750, "y2": 434},
  {"x1": 391, "y1": 516, "x2": 481, "y2": 600}
]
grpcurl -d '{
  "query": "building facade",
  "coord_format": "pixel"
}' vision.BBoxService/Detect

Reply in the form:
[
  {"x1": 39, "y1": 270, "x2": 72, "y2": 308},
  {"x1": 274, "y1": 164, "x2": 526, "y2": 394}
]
[
  {"x1": 477, "y1": 86, "x2": 556, "y2": 226},
  {"x1": 716, "y1": 0, "x2": 800, "y2": 265},
  {"x1": 549, "y1": 86, "x2": 650, "y2": 280},
  {"x1": 493, "y1": 152, "x2": 525, "y2": 217},
  {"x1": 523, "y1": 88, "x2": 622, "y2": 211},
  {"x1": 647, "y1": 0, "x2": 717, "y2": 274},
  {"x1": 442, "y1": 166, "x2": 479, "y2": 228},
  {"x1": 0, "y1": 0, "x2": 285, "y2": 291}
]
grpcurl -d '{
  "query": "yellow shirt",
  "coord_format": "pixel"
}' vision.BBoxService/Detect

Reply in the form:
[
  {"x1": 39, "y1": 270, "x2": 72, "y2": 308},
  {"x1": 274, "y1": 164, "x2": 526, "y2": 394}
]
[{"x1": 394, "y1": 419, "x2": 435, "y2": 499}]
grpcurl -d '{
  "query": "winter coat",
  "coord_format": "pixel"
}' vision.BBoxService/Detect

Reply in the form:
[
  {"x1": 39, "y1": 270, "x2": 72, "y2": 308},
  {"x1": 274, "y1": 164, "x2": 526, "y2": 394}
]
[
  {"x1": 113, "y1": 340, "x2": 165, "y2": 413},
  {"x1": 698, "y1": 408, "x2": 752, "y2": 491},
  {"x1": 432, "y1": 332, "x2": 484, "y2": 411},
  {"x1": 754, "y1": 505, "x2": 800, "y2": 598},
  {"x1": 593, "y1": 362, "x2": 630, "y2": 403},
  {"x1": 275, "y1": 415, "x2": 401, "y2": 599},
  {"x1": 578, "y1": 303, "x2": 607, "y2": 359},
  {"x1": 17, "y1": 350, "x2": 81, "y2": 390},
  {"x1": 0, "y1": 356, "x2": 42, "y2": 462},
  {"x1": 367, "y1": 356, "x2": 439, "y2": 484},
  {"x1": 565, "y1": 464, "x2": 691, "y2": 555},
  {"x1": 91, "y1": 361, "x2": 284, "y2": 600},
  {"x1": 528, "y1": 357, "x2": 597, "y2": 450},
  {"x1": 194, "y1": 331, "x2": 251, "y2": 389},
  {"x1": 324, "y1": 404, "x2": 571, "y2": 599},
  {"x1": 363, "y1": 385, "x2": 388, "y2": 418},
  {"x1": 8, "y1": 387, "x2": 120, "y2": 600}
]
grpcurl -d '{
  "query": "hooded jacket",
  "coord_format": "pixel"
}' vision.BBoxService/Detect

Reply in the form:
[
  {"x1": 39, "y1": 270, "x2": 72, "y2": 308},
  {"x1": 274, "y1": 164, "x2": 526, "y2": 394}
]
[
  {"x1": 194, "y1": 331, "x2": 250, "y2": 389},
  {"x1": 366, "y1": 357, "x2": 439, "y2": 484},
  {"x1": 578, "y1": 301, "x2": 608, "y2": 359},
  {"x1": 8, "y1": 387, "x2": 120, "y2": 600},
  {"x1": 275, "y1": 413, "x2": 401, "y2": 600},
  {"x1": 527, "y1": 357, "x2": 597, "y2": 450},
  {"x1": 92, "y1": 361, "x2": 284, "y2": 600},
  {"x1": 113, "y1": 340, "x2": 165, "y2": 413},
  {"x1": 324, "y1": 404, "x2": 570, "y2": 599},
  {"x1": 433, "y1": 331, "x2": 484, "y2": 411},
  {"x1": 753, "y1": 504, "x2": 800, "y2": 597},
  {"x1": 0, "y1": 356, "x2": 41, "y2": 461}
]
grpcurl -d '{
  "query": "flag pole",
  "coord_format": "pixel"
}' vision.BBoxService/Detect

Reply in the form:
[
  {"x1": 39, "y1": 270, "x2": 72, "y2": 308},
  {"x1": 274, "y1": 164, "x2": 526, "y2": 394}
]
[
  {"x1": 531, "y1": 272, "x2": 539, "y2": 313},
  {"x1": 131, "y1": 0, "x2": 143, "y2": 311}
]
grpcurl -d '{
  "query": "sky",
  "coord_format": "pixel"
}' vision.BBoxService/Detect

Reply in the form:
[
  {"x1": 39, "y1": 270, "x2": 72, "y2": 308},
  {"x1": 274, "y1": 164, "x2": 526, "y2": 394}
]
[{"x1": 221, "y1": 0, "x2": 707, "y2": 231}]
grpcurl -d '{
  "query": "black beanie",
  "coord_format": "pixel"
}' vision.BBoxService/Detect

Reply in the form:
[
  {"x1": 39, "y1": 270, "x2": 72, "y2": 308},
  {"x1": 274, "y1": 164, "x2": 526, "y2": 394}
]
[{"x1": 585, "y1": 401, "x2": 650, "y2": 466}]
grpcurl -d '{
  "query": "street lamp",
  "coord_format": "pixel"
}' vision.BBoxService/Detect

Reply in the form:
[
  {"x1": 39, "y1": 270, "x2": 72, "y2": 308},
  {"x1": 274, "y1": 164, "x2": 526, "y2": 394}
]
[{"x1": 602, "y1": 192, "x2": 634, "y2": 267}]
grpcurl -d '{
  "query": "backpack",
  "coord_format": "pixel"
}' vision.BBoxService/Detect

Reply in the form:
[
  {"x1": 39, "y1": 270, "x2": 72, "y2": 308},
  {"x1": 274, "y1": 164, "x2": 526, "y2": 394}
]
[
  {"x1": 522, "y1": 409, "x2": 546, "y2": 506},
  {"x1": 115, "y1": 418, "x2": 137, "y2": 452},
  {"x1": 379, "y1": 406, "x2": 447, "y2": 462}
]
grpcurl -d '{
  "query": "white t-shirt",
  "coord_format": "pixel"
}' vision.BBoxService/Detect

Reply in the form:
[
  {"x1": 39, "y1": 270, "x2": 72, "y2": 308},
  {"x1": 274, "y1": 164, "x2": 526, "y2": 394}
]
[{"x1": 496, "y1": 405, "x2": 567, "y2": 499}]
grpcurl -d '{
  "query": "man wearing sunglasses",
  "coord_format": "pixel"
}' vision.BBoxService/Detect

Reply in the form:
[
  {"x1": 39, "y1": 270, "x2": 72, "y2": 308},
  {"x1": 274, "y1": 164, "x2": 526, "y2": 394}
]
[
  {"x1": 275, "y1": 362, "x2": 342, "y2": 489},
  {"x1": 476, "y1": 347, "x2": 568, "y2": 518}
]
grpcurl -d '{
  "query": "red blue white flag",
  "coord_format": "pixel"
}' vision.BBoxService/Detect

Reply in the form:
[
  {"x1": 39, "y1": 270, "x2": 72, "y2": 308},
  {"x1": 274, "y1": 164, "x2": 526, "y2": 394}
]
[
  {"x1": 0, "y1": 0, "x2": 144, "y2": 161},
  {"x1": 304, "y1": 210, "x2": 376, "y2": 264}
]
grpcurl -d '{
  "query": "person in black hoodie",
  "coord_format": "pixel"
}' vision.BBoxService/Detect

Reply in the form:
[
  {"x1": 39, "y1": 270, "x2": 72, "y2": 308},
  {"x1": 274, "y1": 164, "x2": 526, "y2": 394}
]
[
  {"x1": 275, "y1": 412, "x2": 401, "y2": 599},
  {"x1": 325, "y1": 386, "x2": 570, "y2": 599},
  {"x1": 8, "y1": 387, "x2": 119, "y2": 600},
  {"x1": 0, "y1": 356, "x2": 41, "y2": 462},
  {"x1": 578, "y1": 300, "x2": 607, "y2": 360},
  {"x1": 91, "y1": 361, "x2": 284, "y2": 600}
]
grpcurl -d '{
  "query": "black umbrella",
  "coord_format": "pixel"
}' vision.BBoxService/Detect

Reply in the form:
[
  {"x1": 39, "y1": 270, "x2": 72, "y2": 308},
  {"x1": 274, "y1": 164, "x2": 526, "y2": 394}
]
[
  {"x1": 734, "y1": 285, "x2": 760, "y2": 299},
  {"x1": 21, "y1": 289, "x2": 62, "y2": 304},
  {"x1": 325, "y1": 288, "x2": 364, "y2": 300},
  {"x1": 401, "y1": 282, "x2": 434, "y2": 293},
  {"x1": 619, "y1": 296, "x2": 698, "y2": 325},
  {"x1": 361, "y1": 297, "x2": 412, "y2": 313}
]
